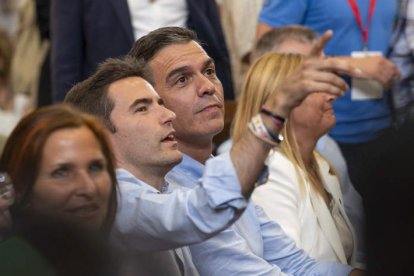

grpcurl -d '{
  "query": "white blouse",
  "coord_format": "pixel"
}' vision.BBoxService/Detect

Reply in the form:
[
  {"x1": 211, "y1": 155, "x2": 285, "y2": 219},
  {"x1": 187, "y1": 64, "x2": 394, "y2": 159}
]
[
  {"x1": 329, "y1": 197, "x2": 354, "y2": 261},
  {"x1": 252, "y1": 148, "x2": 359, "y2": 265}
]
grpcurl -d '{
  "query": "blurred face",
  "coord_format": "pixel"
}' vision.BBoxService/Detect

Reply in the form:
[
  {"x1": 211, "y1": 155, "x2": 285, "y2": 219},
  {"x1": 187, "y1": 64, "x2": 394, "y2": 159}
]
[
  {"x1": 148, "y1": 41, "x2": 224, "y2": 143},
  {"x1": 108, "y1": 77, "x2": 182, "y2": 171},
  {"x1": 290, "y1": 92, "x2": 336, "y2": 138},
  {"x1": 32, "y1": 126, "x2": 112, "y2": 231}
]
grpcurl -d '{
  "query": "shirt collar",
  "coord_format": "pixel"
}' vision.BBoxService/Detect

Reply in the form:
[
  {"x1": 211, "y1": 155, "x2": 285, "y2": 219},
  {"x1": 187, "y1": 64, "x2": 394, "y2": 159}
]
[
  {"x1": 173, "y1": 153, "x2": 206, "y2": 179},
  {"x1": 116, "y1": 168, "x2": 170, "y2": 193}
]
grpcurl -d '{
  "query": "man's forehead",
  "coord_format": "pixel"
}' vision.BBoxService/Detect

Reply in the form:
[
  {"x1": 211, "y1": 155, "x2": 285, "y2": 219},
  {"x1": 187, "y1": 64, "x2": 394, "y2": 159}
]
[
  {"x1": 108, "y1": 77, "x2": 159, "y2": 102},
  {"x1": 150, "y1": 41, "x2": 210, "y2": 71},
  {"x1": 156, "y1": 40, "x2": 205, "y2": 55}
]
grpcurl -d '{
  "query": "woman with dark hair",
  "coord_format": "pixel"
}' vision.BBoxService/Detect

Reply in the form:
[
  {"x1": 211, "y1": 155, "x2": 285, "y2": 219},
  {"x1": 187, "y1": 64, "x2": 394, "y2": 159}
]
[{"x1": 0, "y1": 104, "x2": 118, "y2": 275}]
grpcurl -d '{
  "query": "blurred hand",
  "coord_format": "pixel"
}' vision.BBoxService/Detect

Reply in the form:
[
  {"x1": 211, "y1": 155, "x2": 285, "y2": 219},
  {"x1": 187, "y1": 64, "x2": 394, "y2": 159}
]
[
  {"x1": 264, "y1": 30, "x2": 364, "y2": 118},
  {"x1": 347, "y1": 56, "x2": 400, "y2": 89},
  {"x1": 0, "y1": 173, "x2": 14, "y2": 233}
]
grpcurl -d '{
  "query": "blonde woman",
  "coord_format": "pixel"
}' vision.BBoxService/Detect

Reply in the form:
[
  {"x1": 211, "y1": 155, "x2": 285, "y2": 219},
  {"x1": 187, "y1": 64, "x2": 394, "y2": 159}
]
[{"x1": 232, "y1": 53, "x2": 362, "y2": 268}]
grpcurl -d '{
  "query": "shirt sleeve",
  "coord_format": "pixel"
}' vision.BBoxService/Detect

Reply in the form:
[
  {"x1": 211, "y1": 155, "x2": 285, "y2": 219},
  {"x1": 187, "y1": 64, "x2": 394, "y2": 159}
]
[
  {"x1": 259, "y1": 0, "x2": 308, "y2": 26},
  {"x1": 188, "y1": 203, "x2": 353, "y2": 276},
  {"x1": 188, "y1": 226, "x2": 288, "y2": 276},
  {"x1": 113, "y1": 152, "x2": 249, "y2": 252}
]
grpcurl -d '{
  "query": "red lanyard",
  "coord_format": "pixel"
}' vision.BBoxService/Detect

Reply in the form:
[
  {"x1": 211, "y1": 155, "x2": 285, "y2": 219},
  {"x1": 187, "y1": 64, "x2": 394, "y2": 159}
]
[{"x1": 347, "y1": 0, "x2": 377, "y2": 49}]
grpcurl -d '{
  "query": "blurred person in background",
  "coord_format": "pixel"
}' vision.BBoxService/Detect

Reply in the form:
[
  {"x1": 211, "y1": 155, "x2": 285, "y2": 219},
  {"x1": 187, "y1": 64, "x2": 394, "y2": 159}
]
[
  {"x1": 0, "y1": 104, "x2": 119, "y2": 276},
  {"x1": 389, "y1": 0, "x2": 414, "y2": 126},
  {"x1": 0, "y1": 28, "x2": 28, "y2": 137},
  {"x1": 216, "y1": 0, "x2": 264, "y2": 97},
  {"x1": 9, "y1": 0, "x2": 48, "y2": 109},
  {"x1": 52, "y1": 0, "x2": 234, "y2": 102},
  {"x1": 0, "y1": 0, "x2": 19, "y2": 35},
  {"x1": 256, "y1": 0, "x2": 400, "y2": 201}
]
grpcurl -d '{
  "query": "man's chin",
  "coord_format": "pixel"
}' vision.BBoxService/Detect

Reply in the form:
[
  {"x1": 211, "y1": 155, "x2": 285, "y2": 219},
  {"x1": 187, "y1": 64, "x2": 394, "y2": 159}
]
[
  {"x1": 210, "y1": 121, "x2": 225, "y2": 136},
  {"x1": 165, "y1": 151, "x2": 183, "y2": 165}
]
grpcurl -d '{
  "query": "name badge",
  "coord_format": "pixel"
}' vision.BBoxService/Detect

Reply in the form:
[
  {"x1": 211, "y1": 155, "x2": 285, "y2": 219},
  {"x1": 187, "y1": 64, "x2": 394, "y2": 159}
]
[{"x1": 350, "y1": 51, "x2": 383, "y2": 101}]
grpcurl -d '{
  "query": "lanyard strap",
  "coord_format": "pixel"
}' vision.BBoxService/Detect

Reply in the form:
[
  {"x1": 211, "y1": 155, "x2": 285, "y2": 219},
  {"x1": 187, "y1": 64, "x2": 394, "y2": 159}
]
[{"x1": 347, "y1": 0, "x2": 377, "y2": 48}]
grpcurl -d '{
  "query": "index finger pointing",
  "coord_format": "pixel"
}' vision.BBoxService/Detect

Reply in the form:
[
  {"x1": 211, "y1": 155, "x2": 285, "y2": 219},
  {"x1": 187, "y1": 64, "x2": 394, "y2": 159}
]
[{"x1": 310, "y1": 30, "x2": 333, "y2": 57}]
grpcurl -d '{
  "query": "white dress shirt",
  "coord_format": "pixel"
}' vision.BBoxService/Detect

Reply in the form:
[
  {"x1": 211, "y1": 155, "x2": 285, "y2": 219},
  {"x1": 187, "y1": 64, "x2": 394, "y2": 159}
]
[{"x1": 127, "y1": 0, "x2": 188, "y2": 40}]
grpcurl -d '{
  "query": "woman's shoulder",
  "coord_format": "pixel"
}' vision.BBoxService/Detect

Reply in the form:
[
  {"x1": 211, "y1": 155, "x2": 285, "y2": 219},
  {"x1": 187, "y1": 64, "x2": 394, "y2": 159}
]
[
  {"x1": 0, "y1": 235, "x2": 57, "y2": 276},
  {"x1": 262, "y1": 148, "x2": 306, "y2": 195},
  {"x1": 267, "y1": 148, "x2": 294, "y2": 169}
]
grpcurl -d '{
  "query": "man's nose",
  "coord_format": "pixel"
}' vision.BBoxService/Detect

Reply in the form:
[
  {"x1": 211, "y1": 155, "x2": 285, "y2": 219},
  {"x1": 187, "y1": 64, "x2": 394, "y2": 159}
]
[
  {"x1": 197, "y1": 74, "x2": 215, "y2": 97},
  {"x1": 159, "y1": 105, "x2": 176, "y2": 125},
  {"x1": 325, "y1": 93, "x2": 337, "y2": 102}
]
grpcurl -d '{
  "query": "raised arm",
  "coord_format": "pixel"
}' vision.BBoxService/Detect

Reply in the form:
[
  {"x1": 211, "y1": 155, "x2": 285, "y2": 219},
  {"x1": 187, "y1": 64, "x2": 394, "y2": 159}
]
[
  {"x1": 113, "y1": 153, "x2": 248, "y2": 252},
  {"x1": 230, "y1": 31, "x2": 364, "y2": 195}
]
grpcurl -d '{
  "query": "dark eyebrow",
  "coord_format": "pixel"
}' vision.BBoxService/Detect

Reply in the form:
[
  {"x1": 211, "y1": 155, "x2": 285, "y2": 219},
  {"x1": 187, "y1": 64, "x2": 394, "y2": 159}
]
[
  {"x1": 128, "y1": 98, "x2": 152, "y2": 112},
  {"x1": 166, "y1": 57, "x2": 216, "y2": 83},
  {"x1": 166, "y1": 66, "x2": 190, "y2": 84},
  {"x1": 202, "y1": 58, "x2": 215, "y2": 71}
]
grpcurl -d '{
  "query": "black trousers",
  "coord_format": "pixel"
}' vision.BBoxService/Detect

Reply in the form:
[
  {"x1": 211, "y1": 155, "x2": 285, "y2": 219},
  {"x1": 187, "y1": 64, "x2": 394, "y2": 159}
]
[{"x1": 337, "y1": 127, "x2": 396, "y2": 200}]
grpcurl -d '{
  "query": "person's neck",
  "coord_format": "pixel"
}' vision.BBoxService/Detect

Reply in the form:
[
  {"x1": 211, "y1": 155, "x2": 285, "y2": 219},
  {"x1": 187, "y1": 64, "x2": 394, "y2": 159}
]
[
  {"x1": 295, "y1": 129, "x2": 318, "y2": 167},
  {"x1": 177, "y1": 138, "x2": 213, "y2": 164},
  {"x1": 117, "y1": 160, "x2": 170, "y2": 192}
]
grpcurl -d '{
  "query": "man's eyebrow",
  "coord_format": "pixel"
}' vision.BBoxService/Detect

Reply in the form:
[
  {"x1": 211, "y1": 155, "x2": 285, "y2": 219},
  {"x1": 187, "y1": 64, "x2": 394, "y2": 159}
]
[
  {"x1": 165, "y1": 57, "x2": 216, "y2": 83},
  {"x1": 128, "y1": 97, "x2": 152, "y2": 112},
  {"x1": 202, "y1": 58, "x2": 215, "y2": 70},
  {"x1": 166, "y1": 66, "x2": 190, "y2": 83}
]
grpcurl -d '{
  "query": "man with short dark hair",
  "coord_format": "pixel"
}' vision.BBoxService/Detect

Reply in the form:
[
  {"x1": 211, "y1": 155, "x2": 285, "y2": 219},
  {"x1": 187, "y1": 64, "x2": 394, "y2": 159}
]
[
  {"x1": 52, "y1": 0, "x2": 234, "y2": 102},
  {"x1": 128, "y1": 26, "x2": 364, "y2": 275},
  {"x1": 66, "y1": 57, "x2": 251, "y2": 274}
]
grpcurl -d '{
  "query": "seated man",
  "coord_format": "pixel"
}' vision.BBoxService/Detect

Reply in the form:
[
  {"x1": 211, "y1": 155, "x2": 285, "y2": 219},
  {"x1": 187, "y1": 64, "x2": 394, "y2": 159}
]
[{"x1": 65, "y1": 57, "x2": 253, "y2": 275}]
